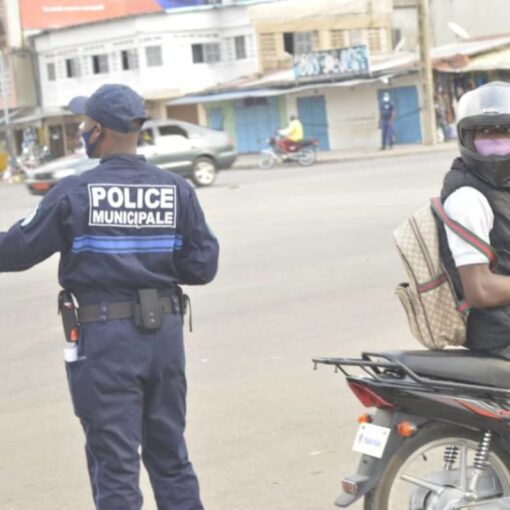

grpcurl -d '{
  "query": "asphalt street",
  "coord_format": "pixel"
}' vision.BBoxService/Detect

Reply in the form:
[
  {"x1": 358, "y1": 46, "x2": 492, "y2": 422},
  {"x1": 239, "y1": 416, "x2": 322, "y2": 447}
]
[{"x1": 0, "y1": 147, "x2": 458, "y2": 510}]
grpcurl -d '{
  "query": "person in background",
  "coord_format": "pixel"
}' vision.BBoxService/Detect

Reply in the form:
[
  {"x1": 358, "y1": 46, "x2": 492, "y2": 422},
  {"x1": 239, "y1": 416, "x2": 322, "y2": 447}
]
[{"x1": 379, "y1": 92, "x2": 396, "y2": 150}]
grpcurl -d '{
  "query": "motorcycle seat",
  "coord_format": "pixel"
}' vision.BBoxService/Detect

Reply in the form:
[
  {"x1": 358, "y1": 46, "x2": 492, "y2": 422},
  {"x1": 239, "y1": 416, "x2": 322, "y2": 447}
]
[{"x1": 376, "y1": 349, "x2": 510, "y2": 389}]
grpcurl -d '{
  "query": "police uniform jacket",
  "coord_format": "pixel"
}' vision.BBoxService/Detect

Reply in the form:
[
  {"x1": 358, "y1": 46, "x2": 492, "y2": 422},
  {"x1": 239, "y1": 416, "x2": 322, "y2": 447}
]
[{"x1": 0, "y1": 154, "x2": 219, "y2": 305}]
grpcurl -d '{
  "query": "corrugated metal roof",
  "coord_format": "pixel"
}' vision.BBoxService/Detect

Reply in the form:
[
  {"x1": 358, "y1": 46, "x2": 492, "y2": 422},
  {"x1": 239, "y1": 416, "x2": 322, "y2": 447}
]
[{"x1": 168, "y1": 75, "x2": 389, "y2": 105}]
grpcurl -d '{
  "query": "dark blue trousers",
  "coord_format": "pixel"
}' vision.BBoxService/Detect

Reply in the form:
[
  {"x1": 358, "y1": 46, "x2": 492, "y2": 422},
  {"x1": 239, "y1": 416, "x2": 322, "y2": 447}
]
[
  {"x1": 381, "y1": 120, "x2": 394, "y2": 149},
  {"x1": 66, "y1": 314, "x2": 203, "y2": 510}
]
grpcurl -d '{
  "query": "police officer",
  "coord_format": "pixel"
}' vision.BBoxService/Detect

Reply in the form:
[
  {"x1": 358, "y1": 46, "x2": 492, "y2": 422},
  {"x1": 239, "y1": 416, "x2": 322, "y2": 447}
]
[
  {"x1": 379, "y1": 92, "x2": 396, "y2": 150},
  {"x1": 0, "y1": 84, "x2": 219, "y2": 510}
]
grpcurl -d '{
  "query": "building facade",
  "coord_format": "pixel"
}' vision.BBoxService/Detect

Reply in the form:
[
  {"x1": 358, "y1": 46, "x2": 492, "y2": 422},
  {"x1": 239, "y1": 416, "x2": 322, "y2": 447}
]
[
  {"x1": 250, "y1": 0, "x2": 393, "y2": 73},
  {"x1": 181, "y1": 0, "x2": 401, "y2": 153},
  {"x1": 33, "y1": 2, "x2": 264, "y2": 156}
]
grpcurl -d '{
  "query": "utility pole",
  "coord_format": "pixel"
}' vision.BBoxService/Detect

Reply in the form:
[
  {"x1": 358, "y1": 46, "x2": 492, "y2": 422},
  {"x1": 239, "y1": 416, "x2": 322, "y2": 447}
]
[
  {"x1": 0, "y1": 49, "x2": 16, "y2": 173},
  {"x1": 417, "y1": 0, "x2": 436, "y2": 145}
]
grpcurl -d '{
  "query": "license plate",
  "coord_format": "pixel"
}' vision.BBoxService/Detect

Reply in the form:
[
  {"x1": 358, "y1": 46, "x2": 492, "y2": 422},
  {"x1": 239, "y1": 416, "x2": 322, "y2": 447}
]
[{"x1": 352, "y1": 423, "x2": 391, "y2": 459}]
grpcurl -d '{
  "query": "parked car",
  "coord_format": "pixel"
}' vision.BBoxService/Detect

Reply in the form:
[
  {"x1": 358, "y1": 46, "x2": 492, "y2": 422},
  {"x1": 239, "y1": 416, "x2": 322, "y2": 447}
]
[{"x1": 25, "y1": 119, "x2": 236, "y2": 195}]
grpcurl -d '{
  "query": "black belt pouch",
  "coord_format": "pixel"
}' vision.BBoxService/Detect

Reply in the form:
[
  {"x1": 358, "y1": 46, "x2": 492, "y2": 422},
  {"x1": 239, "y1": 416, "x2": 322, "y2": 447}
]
[{"x1": 134, "y1": 289, "x2": 163, "y2": 332}]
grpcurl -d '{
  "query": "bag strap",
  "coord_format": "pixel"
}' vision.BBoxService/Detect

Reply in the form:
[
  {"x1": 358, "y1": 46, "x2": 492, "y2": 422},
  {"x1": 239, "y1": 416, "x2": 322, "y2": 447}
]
[{"x1": 430, "y1": 196, "x2": 497, "y2": 268}]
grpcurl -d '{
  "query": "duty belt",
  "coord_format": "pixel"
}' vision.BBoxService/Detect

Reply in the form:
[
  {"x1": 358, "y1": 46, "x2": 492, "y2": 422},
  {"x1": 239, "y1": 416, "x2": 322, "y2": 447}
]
[
  {"x1": 58, "y1": 288, "x2": 192, "y2": 339},
  {"x1": 77, "y1": 296, "x2": 176, "y2": 324}
]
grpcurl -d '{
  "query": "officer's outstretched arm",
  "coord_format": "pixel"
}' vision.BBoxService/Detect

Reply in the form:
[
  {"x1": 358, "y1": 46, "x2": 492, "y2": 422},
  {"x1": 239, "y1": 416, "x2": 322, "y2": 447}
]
[
  {"x1": 0, "y1": 187, "x2": 70, "y2": 272},
  {"x1": 174, "y1": 187, "x2": 219, "y2": 285}
]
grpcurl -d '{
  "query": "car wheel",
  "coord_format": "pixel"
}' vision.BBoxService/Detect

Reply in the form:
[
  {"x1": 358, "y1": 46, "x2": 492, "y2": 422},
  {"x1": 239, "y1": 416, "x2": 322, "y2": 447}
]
[{"x1": 191, "y1": 157, "x2": 217, "y2": 187}]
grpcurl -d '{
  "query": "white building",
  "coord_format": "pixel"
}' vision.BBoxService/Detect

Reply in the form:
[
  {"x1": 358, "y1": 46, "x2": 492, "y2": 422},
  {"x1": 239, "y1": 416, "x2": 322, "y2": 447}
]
[{"x1": 33, "y1": 2, "x2": 264, "y2": 142}]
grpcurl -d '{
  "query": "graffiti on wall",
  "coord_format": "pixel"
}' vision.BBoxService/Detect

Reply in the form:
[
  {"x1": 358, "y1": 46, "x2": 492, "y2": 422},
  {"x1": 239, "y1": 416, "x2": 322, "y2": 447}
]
[{"x1": 293, "y1": 45, "x2": 370, "y2": 80}]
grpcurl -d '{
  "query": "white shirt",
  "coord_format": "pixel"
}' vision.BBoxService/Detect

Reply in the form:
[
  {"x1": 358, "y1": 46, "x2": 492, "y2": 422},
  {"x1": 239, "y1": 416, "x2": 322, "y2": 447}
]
[{"x1": 443, "y1": 186, "x2": 494, "y2": 267}]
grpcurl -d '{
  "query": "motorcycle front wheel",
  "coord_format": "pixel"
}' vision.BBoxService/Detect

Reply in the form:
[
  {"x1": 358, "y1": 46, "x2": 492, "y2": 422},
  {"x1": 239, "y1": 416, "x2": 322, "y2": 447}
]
[
  {"x1": 297, "y1": 147, "x2": 316, "y2": 167},
  {"x1": 364, "y1": 424, "x2": 510, "y2": 510},
  {"x1": 258, "y1": 151, "x2": 276, "y2": 169}
]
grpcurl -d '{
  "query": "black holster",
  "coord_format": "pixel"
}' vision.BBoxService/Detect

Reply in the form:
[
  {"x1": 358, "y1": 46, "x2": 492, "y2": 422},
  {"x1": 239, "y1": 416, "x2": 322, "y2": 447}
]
[
  {"x1": 134, "y1": 289, "x2": 164, "y2": 332},
  {"x1": 176, "y1": 286, "x2": 192, "y2": 332},
  {"x1": 58, "y1": 290, "x2": 79, "y2": 342}
]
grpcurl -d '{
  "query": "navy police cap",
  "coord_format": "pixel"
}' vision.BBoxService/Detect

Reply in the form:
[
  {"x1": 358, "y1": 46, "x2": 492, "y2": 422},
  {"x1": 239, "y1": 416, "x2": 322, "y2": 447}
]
[{"x1": 68, "y1": 84, "x2": 147, "y2": 133}]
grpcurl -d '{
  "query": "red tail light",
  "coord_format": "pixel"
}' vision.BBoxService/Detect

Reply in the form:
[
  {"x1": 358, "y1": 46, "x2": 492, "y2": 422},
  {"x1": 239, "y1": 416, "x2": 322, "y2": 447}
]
[{"x1": 348, "y1": 382, "x2": 394, "y2": 409}]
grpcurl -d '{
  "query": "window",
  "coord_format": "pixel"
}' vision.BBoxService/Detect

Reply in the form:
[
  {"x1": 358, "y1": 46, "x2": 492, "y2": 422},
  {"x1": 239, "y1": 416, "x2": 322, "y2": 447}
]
[
  {"x1": 158, "y1": 125, "x2": 188, "y2": 137},
  {"x1": 283, "y1": 31, "x2": 313, "y2": 55},
  {"x1": 234, "y1": 36, "x2": 247, "y2": 60},
  {"x1": 350, "y1": 29, "x2": 365, "y2": 46},
  {"x1": 330, "y1": 29, "x2": 348, "y2": 49},
  {"x1": 244, "y1": 98, "x2": 268, "y2": 107},
  {"x1": 65, "y1": 58, "x2": 80, "y2": 78},
  {"x1": 392, "y1": 28, "x2": 403, "y2": 50},
  {"x1": 47, "y1": 62, "x2": 56, "y2": 81},
  {"x1": 138, "y1": 128, "x2": 154, "y2": 147},
  {"x1": 146, "y1": 46, "x2": 163, "y2": 67},
  {"x1": 368, "y1": 28, "x2": 384, "y2": 54},
  {"x1": 191, "y1": 43, "x2": 221, "y2": 64},
  {"x1": 92, "y1": 54, "x2": 109, "y2": 74},
  {"x1": 121, "y1": 49, "x2": 138, "y2": 70}
]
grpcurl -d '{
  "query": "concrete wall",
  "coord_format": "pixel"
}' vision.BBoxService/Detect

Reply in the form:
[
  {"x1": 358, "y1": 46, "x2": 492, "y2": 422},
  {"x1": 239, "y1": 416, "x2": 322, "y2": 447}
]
[
  {"x1": 396, "y1": 0, "x2": 510, "y2": 47},
  {"x1": 430, "y1": 0, "x2": 510, "y2": 45},
  {"x1": 249, "y1": 0, "x2": 393, "y2": 72},
  {"x1": 392, "y1": 6, "x2": 418, "y2": 51}
]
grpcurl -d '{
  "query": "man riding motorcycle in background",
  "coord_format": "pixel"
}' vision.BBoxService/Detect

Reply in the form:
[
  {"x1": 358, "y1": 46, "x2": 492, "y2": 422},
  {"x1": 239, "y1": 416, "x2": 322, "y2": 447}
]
[{"x1": 277, "y1": 114, "x2": 304, "y2": 154}]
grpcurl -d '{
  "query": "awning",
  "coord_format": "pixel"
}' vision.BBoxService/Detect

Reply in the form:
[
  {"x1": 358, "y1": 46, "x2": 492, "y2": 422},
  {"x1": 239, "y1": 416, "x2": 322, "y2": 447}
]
[
  {"x1": 168, "y1": 75, "x2": 394, "y2": 106},
  {"x1": 11, "y1": 107, "x2": 72, "y2": 125}
]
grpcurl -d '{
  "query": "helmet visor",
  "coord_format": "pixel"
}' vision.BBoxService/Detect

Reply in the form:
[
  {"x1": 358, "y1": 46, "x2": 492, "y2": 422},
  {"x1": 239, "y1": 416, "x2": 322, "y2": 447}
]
[{"x1": 458, "y1": 82, "x2": 510, "y2": 128}]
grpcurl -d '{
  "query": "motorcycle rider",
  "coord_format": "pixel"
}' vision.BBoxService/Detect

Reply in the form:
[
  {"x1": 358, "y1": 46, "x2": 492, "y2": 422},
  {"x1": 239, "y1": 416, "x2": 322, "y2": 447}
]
[
  {"x1": 278, "y1": 114, "x2": 304, "y2": 154},
  {"x1": 440, "y1": 81, "x2": 510, "y2": 358}
]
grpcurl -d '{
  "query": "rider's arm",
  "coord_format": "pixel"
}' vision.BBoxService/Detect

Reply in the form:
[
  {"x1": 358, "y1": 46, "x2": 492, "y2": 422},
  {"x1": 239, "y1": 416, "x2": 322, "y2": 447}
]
[
  {"x1": 279, "y1": 126, "x2": 290, "y2": 136},
  {"x1": 443, "y1": 187, "x2": 502, "y2": 308},
  {"x1": 458, "y1": 264, "x2": 510, "y2": 308}
]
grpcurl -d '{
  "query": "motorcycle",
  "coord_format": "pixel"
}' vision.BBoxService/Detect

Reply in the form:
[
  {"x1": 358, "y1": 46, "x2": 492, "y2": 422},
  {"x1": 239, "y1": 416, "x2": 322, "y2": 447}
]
[
  {"x1": 313, "y1": 349, "x2": 510, "y2": 509},
  {"x1": 258, "y1": 134, "x2": 318, "y2": 169}
]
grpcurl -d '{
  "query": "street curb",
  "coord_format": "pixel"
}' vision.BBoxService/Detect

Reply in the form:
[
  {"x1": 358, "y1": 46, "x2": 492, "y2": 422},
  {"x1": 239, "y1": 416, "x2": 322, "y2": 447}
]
[{"x1": 233, "y1": 142, "x2": 457, "y2": 170}]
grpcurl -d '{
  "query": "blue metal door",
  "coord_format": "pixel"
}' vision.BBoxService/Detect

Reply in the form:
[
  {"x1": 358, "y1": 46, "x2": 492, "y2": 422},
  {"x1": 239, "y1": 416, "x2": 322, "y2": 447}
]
[
  {"x1": 297, "y1": 96, "x2": 330, "y2": 150},
  {"x1": 234, "y1": 97, "x2": 280, "y2": 153},
  {"x1": 206, "y1": 107, "x2": 224, "y2": 130},
  {"x1": 378, "y1": 86, "x2": 422, "y2": 144}
]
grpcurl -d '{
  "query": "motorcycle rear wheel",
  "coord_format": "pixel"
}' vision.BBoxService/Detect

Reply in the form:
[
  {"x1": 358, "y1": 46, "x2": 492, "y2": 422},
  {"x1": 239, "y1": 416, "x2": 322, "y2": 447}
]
[
  {"x1": 297, "y1": 147, "x2": 316, "y2": 167},
  {"x1": 364, "y1": 424, "x2": 510, "y2": 510}
]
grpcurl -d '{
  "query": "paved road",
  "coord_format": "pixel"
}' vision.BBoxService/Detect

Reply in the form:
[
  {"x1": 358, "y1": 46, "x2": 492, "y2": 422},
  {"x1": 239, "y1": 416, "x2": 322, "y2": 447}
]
[{"x1": 0, "y1": 149, "x2": 457, "y2": 510}]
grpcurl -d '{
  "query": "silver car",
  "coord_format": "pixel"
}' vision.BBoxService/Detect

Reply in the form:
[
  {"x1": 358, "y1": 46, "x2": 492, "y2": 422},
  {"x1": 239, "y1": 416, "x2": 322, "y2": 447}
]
[{"x1": 25, "y1": 119, "x2": 236, "y2": 194}]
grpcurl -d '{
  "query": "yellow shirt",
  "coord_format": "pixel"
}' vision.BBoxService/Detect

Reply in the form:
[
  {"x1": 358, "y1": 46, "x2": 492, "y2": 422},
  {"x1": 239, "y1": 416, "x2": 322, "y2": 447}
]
[{"x1": 287, "y1": 119, "x2": 304, "y2": 142}]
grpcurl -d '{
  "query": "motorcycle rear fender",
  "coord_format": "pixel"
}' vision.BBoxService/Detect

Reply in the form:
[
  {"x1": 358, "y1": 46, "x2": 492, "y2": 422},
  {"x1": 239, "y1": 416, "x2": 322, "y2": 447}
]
[{"x1": 335, "y1": 410, "x2": 430, "y2": 508}]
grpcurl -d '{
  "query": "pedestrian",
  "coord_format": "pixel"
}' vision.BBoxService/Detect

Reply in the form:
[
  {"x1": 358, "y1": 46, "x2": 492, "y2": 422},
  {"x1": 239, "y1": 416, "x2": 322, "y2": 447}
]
[
  {"x1": 439, "y1": 81, "x2": 510, "y2": 357},
  {"x1": 0, "y1": 84, "x2": 219, "y2": 510},
  {"x1": 379, "y1": 92, "x2": 396, "y2": 150},
  {"x1": 434, "y1": 94, "x2": 449, "y2": 142}
]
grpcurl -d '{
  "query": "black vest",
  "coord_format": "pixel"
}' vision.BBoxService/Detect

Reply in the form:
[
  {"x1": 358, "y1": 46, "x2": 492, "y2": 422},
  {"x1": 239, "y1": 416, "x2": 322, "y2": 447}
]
[{"x1": 440, "y1": 157, "x2": 510, "y2": 351}]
